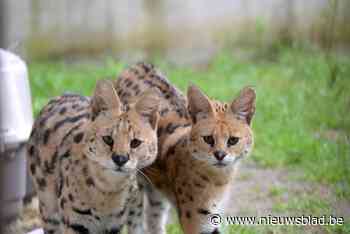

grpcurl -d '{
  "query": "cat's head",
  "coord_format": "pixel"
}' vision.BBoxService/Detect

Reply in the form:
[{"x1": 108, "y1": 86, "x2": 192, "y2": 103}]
[
  {"x1": 187, "y1": 85, "x2": 256, "y2": 169},
  {"x1": 83, "y1": 80, "x2": 160, "y2": 173}
]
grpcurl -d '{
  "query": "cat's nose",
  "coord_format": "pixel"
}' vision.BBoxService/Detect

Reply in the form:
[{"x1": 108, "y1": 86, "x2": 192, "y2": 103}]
[
  {"x1": 214, "y1": 150, "x2": 227, "y2": 161},
  {"x1": 112, "y1": 154, "x2": 129, "y2": 167}
]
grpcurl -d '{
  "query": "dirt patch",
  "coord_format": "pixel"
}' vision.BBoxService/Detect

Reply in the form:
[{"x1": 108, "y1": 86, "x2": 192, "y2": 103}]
[{"x1": 226, "y1": 160, "x2": 350, "y2": 226}]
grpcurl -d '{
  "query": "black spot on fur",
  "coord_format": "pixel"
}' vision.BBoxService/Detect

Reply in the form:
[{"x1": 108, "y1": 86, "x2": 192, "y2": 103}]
[
  {"x1": 121, "y1": 92, "x2": 130, "y2": 99},
  {"x1": 43, "y1": 160, "x2": 51, "y2": 174},
  {"x1": 57, "y1": 172, "x2": 64, "y2": 197},
  {"x1": 197, "y1": 208, "x2": 210, "y2": 215},
  {"x1": 144, "y1": 80, "x2": 153, "y2": 87},
  {"x1": 130, "y1": 67, "x2": 139, "y2": 75},
  {"x1": 82, "y1": 166, "x2": 88, "y2": 175},
  {"x1": 186, "y1": 210, "x2": 191, "y2": 219},
  {"x1": 28, "y1": 145, "x2": 35, "y2": 156},
  {"x1": 61, "y1": 123, "x2": 83, "y2": 144},
  {"x1": 73, "y1": 207, "x2": 92, "y2": 216},
  {"x1": 30, "y1": 163, "x2": 36, "y2": 175},
  {"x1": 74, "y1": 132, "x2": 84, "y2": 143},
  {"x1": 86, "y1": 177, "x2": 95, "y2": 187},
  {"x1": 200, "y1": 174, "x2": 210, "y2": 182},
  {"x1": 126, "y1": 80, "x2": 132, "y2": 87},
  {"x1": 200, "y1": 230, "x2": 220, "y2": 234},
  {"x1": 132, "y1": 84, "x2": 139, "y2": 92},
  {"x1": 59, "y1": 107, "x2": 67, "y2": 115},
  {"x1": 60, "y1": 197, "x2": 67, "y2": 209},
  {"x1": 38, "y1": 108, "x2": 58, "y2": 127},
  {"x1": 150, "y1": 200, "x2": 162, "y2": 207},
  {"x1": 117, "y1": 207, "x2": 126, "y2": 217},
  {"x1": 194, "y1": 181, "x2": 205, "y2": 189},
  {"x1": 61, "y1": 150, "x2": 71, "y2": 159},
  {"x1": 37, "y1": 178, "x2": 47, "y2": 190},
  {"x1": 43, "y1": 129, "x2": 50, "y2": 144},
  {"x1": 68, "y1": 194, "x2": 74, "y2": 202},
  {"x1": 139, "y1": 62, "x2": 153, "y2": 73},
  {"x1": 43, "y1": 113, "x2": 88, "y2": 145},
  {"x1": 106, "y1": 227, "x2": 120, "y2": 234},
  {"x1": 167, "y1": 145, "x2": 176, "y2": 156},
  {"x1": 43, "y1": 151, "x2": 58, "y2": 174},
  {"x1": 69, "y1": 224, "x2": 89, "y2": 234},
  {"x1": 42, "y1": 217, "x2": 60, "y2": 226}
]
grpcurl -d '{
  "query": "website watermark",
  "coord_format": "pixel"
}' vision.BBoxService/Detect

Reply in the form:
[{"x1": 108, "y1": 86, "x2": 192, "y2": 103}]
[{"x1": 208, "y1": 214, "x2": 344, "y2": 226}]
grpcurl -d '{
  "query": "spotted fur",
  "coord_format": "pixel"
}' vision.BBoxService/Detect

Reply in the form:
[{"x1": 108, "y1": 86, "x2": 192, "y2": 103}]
[
  {"x1": 115, "y1": 63, "x2": 256, "y2": 234},
  {"x1": 27, "y1": 80, "x2": 160, "y2": 234}
]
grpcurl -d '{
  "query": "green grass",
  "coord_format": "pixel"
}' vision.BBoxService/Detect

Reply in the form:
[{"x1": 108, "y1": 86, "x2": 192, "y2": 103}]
[{"x1": 28, "y1": 45, "x2": 350, "y2": 233}]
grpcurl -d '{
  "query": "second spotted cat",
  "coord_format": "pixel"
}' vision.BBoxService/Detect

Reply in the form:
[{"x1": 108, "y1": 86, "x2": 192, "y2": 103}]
[{"x1": 115, "y1": 63, "x2": 256, "y2": 234}]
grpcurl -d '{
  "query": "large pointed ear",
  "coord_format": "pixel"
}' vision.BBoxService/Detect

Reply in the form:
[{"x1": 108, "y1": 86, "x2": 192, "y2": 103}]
[
  {"x1": 135, "y1": 89, "x2": 160, "y2": 129},
  {"x1": 187, "y1": 85, "x2": 214, "y2": 123},
  {"x1": 229, "y1": 87, "x2": 256, "y2": 125},
  {"x1": 91, "y1": 80, "x2": 122, "y2": 119}
]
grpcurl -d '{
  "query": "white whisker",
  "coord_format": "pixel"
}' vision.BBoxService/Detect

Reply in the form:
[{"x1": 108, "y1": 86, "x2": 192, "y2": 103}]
[
  {"x1": 108, "y1": 80, "x2": 119, "y2": 102},
  {"x1": 136, "y1": 168, "x2": 154, "y2": 188}
]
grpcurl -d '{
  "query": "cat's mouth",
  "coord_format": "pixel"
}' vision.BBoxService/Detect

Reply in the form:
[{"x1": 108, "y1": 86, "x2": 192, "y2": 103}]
[
  {"x1": 213, "y1": 162, "x2": 227, "y2": 168},
  {"x1": 213, "y1": 155, "x2": 244, "y2": 168},
  {"x1": 113, "y1": 166, "x2": 137, "y2": 174},
  {"x1": 113, "y1": 167, "x2": 128, "y2": 173}
]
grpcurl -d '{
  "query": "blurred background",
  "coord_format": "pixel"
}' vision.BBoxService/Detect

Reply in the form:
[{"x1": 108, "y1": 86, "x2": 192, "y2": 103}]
[
  {"x1": 1, "y1": 0, "x2": 350, "y2": 61},
  {"x1": 1, "y1": 0, "x2": 350, "y2": 234}
]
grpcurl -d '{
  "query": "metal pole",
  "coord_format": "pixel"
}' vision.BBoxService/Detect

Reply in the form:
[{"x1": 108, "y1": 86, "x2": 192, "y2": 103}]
[
  {"x1": 0, "y1": 0, "x2": 6, "y2": 49},
  {"x1": 0, "y1": 1, "x2": 6, "y2": 232}
]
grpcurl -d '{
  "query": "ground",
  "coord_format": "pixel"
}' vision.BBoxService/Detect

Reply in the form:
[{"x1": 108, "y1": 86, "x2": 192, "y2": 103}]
[{"x1": 5, "y1": 45, "x2": 350, "y2": 233}]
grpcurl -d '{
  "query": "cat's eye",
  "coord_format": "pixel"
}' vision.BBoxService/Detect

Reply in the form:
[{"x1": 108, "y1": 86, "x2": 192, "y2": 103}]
[
  {"x1": 130, "y1": 138, "x2": 142, "y2": 148},
  {"x1": 202, "y1": 135, "x2": 215, "y2": 146},
  {"x1": 227, "y1": 136, "x2": 239, "y2": 147},
  {"x1": 102, "y1": 135, "x2": 114, "y2": 147}
]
